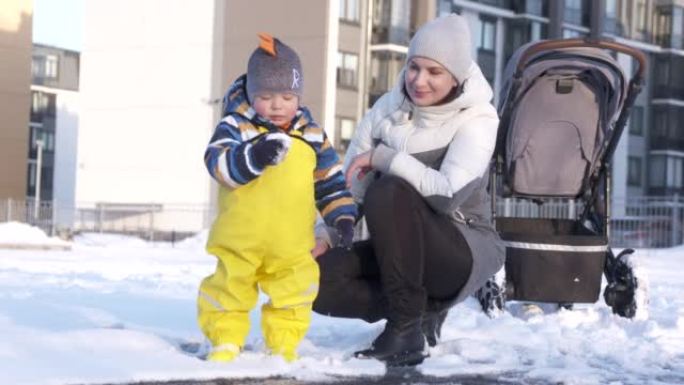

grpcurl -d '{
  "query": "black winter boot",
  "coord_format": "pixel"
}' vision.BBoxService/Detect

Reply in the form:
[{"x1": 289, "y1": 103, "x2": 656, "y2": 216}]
[
  {"x1": 354, "y1": 318, "x2": 428, "y2": 367},
  {"x1": 421, "y1": 309, "x2": 448, "y2": 347}
]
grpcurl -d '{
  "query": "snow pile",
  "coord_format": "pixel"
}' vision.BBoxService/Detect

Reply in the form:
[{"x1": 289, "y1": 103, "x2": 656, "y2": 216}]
[{"x1": 0, "y1": 221, "x2": 70, "y2": 248}]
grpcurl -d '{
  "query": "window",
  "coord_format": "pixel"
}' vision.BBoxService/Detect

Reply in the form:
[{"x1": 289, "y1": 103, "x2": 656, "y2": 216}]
[
  {"x1": 336, "y1": 117, "x2": 356, "y2": 152},
  {"x1": 45, "y1": 54, "x2": 58, "y2": 79},
  {"x1": 28, "y1": 162, "x2": 36, "y2": 189},
  {"x1": 635, "y1": 0, "x2": 647, "y2": 33},
  {"x1": 655, "y1": 57, "x2": 670, "y2": 88},
  {"x1": 627, "y1": 157, "x2": 642, "y2": 186},
  {"x1": 564, "y1": 0, "x2": 583, "y2": 25},
  {"x1": 44, "y1": 131, "x2": 55, "y2": 152},
  {"x1": 340, "y1": 0, "x2": 360, "y2": 23},
  {"x1": 530, "y1": 21, "x2": 543, "y2": 41},
  {"x1": 605, "y1": 0, "x2": 616, "y2": 18},
  {"x1": 563, "y1": 28, "x2": 583, "y2": 38},
  {"x1": 650, "y1": 154, "x2": 684, "y2": 189},
  {"x1": 629, "y1": 106, "x2": 644, "y2": 136},
  {"x1": 31, "y1": 91, "x2": 56, "y2": 117},
  {"x1": 438, "y1": 0, "x2": 453, "y2": 16},
  {"x1": 675, "y1": 6, "x2": 684, "y2": 50},
  {"x1": 31, "y1": 91, "x2": 50, "y2": 114},
  {"x1": 523, "y1": 0, "x2": 545, "y2": 16},
  {"x1": 337, "y1": 52, "x2": 359, "y2": 88},
  {"x1": 29, "y1": 125, "x2": 37, "y2": 147},
  {"x1": 479, "y1": 17, "x2": 497, "y2": 51},
  {"x1": 655, "y1": 7, "x2": 672, "y2": 46},
  {"x1": 667, "y1": 156, "x2": 684, "y2": 188},
  {"x1": 652, "y1": 109, "x2": 668, "y2": 142},
  {"x1": 31, "y1": 55, "x2": 43, "y2": 77},
  {"x1": 31, "y1": 92, "x2": 41, "y2": 114},
  {"x1": 477, "y1": 17, "x2": 497, "y2": 84},
  {"x1": 649, "y1": 155, "x2": 665, "y2": 187}
]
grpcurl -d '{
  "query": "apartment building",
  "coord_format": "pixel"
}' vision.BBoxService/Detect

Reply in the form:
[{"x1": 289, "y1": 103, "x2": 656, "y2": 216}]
[
  {"x1": 431, "y1": 0, "x2": 684, "y2": 203},
  {"x1": 337, "y1": 0, "x2": 435, "y2": 151},
  {"x1": 0, "y1": 0, "x2": 32, "y2": 200},
  {"x1": 29, "y1": 44, "x2": 80, "y2": 214}
]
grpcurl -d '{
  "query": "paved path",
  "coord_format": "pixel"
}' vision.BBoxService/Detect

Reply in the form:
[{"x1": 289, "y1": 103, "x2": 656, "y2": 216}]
[{"x1": 103, "y1": 368, "x2": 551, "y2": 385}]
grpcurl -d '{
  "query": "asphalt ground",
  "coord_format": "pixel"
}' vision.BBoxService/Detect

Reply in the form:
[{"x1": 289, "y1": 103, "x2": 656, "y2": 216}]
[{"x1": 100, "y1": 368, "x2": 552, "y2": 385}]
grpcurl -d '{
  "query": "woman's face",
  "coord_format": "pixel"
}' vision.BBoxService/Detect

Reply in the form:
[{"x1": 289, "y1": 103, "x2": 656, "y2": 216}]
[{"x1": 404, "y1": 57, "x2": 458, "y2": 107}]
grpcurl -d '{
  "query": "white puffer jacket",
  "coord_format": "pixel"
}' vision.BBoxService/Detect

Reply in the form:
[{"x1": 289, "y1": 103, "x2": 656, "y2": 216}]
[{"x1": 347, "y1": 62, "x2": 498, "y2": 219}]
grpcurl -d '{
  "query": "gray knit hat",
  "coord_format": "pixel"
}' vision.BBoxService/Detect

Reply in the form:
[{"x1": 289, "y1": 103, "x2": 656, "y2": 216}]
[
  {"x1": 246, "y1": 33, "x2": 304, "y2": 104},
  {"x1": 408, "y1": 13, "x2": 472, "y2": 82}
]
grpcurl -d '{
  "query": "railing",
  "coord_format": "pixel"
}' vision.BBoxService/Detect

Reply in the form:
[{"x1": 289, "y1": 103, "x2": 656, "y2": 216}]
[
  {"x1": 2, "y1": 196, "x2": 684, "y2": 249},
  {"x1": 496, "y1": 196, "x2": 684, "y2": 249},
  {"x1": 0, "y1": 199, "x2": 214, "y2": 243}
]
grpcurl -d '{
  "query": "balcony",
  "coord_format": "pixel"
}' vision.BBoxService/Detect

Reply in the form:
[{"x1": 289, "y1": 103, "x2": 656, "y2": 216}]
[
  {"x1": 469, "y1": 0, "x2": 514, "y2": 10},
  {"x1": 652, "y1": 54, "x2": 684, "y2": 100},
  {"x1": 510, "y1": 0, "x2": 546, "y2": 16},
  {"x1": 656, "y1": 33, "x2": 684, "y2": 50},
  {"x1": 651, "y1": 136, "x2": 684, "y2": 152},
  {"x1": 371, "y1": 25, "x2": 410, "y2": 46}
]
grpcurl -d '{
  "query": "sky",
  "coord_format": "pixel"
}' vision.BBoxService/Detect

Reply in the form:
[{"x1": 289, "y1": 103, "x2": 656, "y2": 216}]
[
  {"x1": 32, "y1": 0, "x2": 84, "y2": 51},
  {"x1": 1, "y1": 221, "x2": 684, "y2": 385}
]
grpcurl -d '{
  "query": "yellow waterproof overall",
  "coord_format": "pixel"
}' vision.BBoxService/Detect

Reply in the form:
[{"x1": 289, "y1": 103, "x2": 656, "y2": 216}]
[{"x1": 198, "y1": 136, "x2": 319, "y2": 362}]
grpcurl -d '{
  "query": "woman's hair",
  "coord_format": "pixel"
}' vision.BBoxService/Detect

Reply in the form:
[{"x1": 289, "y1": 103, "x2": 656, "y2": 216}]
[{"x1": 438, "y1": 82, "x2": 465, "y2": 105}]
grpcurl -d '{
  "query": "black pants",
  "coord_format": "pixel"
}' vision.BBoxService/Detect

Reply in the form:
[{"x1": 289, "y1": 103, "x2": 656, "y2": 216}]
[{"x1": 313, "y1": 175, "x2": 473, "y2": 323}]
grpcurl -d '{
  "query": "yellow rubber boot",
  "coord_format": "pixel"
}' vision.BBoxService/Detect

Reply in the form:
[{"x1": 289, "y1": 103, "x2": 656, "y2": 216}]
[
  {"x1": 207, "y1": 343, "x2": 241, "y2": 362},
  {"x1": 271, "y1": 346, "x2": 298, "y2": 362}
]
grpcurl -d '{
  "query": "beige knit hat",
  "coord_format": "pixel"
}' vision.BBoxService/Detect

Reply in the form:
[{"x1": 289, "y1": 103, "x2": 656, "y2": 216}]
[{"x1": 408, "y1": 13, "x2": 472, "y2": 82}]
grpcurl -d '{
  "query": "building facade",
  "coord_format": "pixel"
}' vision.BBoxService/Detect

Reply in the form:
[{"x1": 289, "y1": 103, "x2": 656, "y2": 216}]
[
  {"x1": 0, "y1": 0, "x2": 32, "y2": 200},
  {"x1": 430, "y1": 0, "x2": 683, "y2": 203},
  {"x1": 77, "y1": 0, "x2": 219, "y2": 232},
  {"x1": 50, "y1": 0, "x2": 682, "y2": 235},
  {"x1": 29, "y1": 44, "x2": 80, "y2": 211}
]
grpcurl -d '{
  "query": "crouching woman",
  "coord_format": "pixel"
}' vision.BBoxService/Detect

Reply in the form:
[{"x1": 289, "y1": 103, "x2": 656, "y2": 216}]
[{"x1": 311, "y1": 13, "x2": 505, "y2": 366}]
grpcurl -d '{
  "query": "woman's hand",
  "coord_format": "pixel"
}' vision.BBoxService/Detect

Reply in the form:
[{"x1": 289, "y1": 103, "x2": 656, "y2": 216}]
[
  {"x1": 345, "y1": 150, "x2": 374, "y2": 188},
  {"x1": 311, "y1": 238, "x2": 329, "y2": 259}
]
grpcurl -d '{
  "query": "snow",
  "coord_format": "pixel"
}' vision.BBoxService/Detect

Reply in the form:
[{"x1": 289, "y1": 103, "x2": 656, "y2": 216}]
[
  {"x1": 1, "y1": 222, "x2": 683, "y2": 385},
  {"x1": 0, "y1": 222, "x2": 70, "y2": 248}
]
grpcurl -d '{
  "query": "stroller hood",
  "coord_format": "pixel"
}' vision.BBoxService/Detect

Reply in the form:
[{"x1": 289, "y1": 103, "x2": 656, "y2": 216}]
[{"x1": 497, "y1": 42, "x2": 629, "y2": 198}]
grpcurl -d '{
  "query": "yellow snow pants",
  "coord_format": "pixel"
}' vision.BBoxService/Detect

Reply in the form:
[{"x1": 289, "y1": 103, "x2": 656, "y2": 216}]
[{"x1": 198, "y1": 137, "x2": 319, "y2": 362}]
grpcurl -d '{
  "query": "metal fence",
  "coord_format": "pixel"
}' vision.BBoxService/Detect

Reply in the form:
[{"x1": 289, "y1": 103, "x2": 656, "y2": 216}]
[
  {"x1": 2, "y1": 196, "x2": 684, "y2": 248},
  {"x1": 0, "y1": 199, "x2": 214, "y2": 243},
  {"x1": 495, "y1": 196, "x2": 684, "y2": 248}
]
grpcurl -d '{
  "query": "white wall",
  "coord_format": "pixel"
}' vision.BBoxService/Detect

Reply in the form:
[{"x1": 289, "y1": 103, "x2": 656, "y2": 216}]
[
  {"x1": 611, "y1": 53, "x2": 633, "y2": 217},
  {"x1": 52, "y1": 89, "x2": 80, "y2": 226},
  {"x1": 78, "y1": 0, "x2": 216, "y2": 211}
]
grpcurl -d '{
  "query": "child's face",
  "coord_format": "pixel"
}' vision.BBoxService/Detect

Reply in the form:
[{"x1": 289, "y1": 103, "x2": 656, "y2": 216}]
[{"x1": 253, "y1": 92, "x2": 299, "y2": 127}]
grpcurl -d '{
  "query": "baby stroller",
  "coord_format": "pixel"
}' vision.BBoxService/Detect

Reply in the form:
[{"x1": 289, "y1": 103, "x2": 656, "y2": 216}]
[{"x1": 479, "y1": 39, "x2": 647, "y2": 318}]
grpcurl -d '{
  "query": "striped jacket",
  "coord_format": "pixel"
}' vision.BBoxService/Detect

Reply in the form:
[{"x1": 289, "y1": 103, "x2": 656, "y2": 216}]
[{"x1": 204, "y1": 75, "x2": 356, "y2": 227}]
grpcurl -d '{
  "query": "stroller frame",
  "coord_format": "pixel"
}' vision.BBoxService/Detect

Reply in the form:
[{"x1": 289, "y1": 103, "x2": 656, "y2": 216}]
[{"x1": 486, "y1": 38, "x2": 647, "y2": 318}]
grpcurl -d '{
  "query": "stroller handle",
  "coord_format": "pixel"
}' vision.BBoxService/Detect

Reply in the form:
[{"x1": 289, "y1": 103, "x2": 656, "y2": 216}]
[{"x1": 515, "y1": 38, "x2": 647, "y2": 80}]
